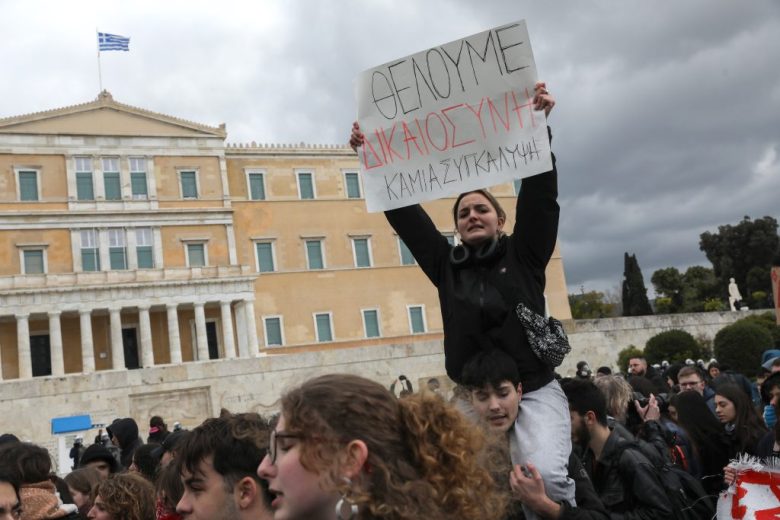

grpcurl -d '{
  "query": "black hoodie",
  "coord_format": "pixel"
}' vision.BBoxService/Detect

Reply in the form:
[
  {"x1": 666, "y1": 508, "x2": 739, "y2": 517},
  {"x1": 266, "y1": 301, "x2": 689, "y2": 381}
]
[{"x1": 107, "y1": 418, "x2": 143, "y2": 469}]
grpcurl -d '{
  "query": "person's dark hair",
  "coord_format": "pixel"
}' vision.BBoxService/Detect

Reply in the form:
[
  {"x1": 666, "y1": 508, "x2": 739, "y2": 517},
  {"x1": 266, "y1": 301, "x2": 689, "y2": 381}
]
[
  {"x1": 79, "y1": 443, "x2": 119, "y2": 474},
  {"x1": 561, "y1": 379, "x2": 608, "y2": 426},
  {"x1": 716, "y1": 383, "x2": 768, "y2": 454},
  {"x1": 672, "y1": 391, "x2": 730, "y2": 460},
  {"x1": 51, "y1": 474, "x2": 74, "y2": 504},
  {"x1": 596, "y1": 366, "x2": 612, "y2": 376},
  {"x1": 664, "y1": 362, "x2": 685, "y2": 386},
  {"x1": 627, "y1": 375, "x2": 656, "y2": 397},
  {"x1": 452, "y1": 190, "x2": 507, "y2": 229},
  {"x1": 131, "y1": 444, "x2": 159, "y2": 482},
  {"x1": 155, "y1": 463, "x2": 184, "y2": 515},
  {"x1": 64, "y1": 467, "x2": 101, "y2": 497},
  {"x1": 149, "y1": 416, "x2": 166, "y2": 429},
  {"x1": 0, "y1": 442, "x2": 51, "y2": 483},
  {"x1": 761, "y1": 373, "x2": 780, "y2": 405},
  {"x1": 91, "y1": 473, "x2": 155, "y2": 520},
  {"x1": 708, "y1": 361, "x2": 720, "y2": 371},
  {"x1": 177, "y1": 412, "x2": 271, "y2": 504},
  {"x1": 460, "y1": 349, "x2": 521, "y2": 389},
  {"x1": 280, "y1": 374, "x2": 506, "y2": 520}
]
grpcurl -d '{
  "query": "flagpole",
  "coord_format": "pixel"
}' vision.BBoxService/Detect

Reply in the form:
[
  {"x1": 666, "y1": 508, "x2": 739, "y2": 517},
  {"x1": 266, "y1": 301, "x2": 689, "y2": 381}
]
[{"x1": 96, "y1": 28, "x2": 103, "y2": 92}]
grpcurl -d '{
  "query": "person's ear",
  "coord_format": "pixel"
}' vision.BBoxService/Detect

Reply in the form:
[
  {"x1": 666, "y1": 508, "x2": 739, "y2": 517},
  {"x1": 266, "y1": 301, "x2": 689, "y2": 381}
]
[
  {"x1": 497, "y1": 215, "x2": 506, "y2": 230},
  {"x1": 516, "y1": 382, "x2": 523, "y2": 401},
  {"x1": 584, "y1": 410, "x2": 597, "y2": 427},
  {"x1": 234, "y1": 476, "x2": 258, "y2": 509},
  {"x1": 341, "y1": 440, "x2": 369, "y2": 479}
]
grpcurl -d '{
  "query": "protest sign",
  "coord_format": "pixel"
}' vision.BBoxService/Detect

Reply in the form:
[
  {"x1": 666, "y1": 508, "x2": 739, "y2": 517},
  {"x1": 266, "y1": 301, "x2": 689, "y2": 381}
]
[
  {"x1": 355, "y1": 20, "x2": 552, "y2": 212},
  {"x1": 718, "y1": 461, "x2": 780, "y2": 519}
]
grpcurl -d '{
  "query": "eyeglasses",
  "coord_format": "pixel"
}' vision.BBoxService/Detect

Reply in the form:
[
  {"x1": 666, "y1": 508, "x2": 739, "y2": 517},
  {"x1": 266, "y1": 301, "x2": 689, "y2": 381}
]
[
  {"x1": 679, "y1": 380, "x2": 703, "y2": 388},
  {"x1": 268, "y1": 430, "x2": 302, "y2": 465}
]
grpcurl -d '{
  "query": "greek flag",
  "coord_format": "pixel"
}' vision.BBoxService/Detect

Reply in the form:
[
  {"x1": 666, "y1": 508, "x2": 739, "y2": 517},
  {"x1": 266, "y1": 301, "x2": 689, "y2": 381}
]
[{"x1": 98, "y1": 32, "x2": 130, "y2": 51}]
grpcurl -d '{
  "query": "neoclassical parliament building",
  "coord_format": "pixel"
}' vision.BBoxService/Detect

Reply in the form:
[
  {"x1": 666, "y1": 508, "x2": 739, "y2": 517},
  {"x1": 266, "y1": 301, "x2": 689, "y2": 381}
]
[
  {"x1": 0, "y1": 92, "x2": 570, "y2": 456},
  {"x1": 0, "y1": 91, "x2": 571, "y2": 380}
]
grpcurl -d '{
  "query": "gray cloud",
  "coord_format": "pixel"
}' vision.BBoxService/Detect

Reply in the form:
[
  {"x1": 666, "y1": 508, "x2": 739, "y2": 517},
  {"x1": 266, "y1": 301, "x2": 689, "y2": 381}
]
[{"x1": 1, "y1": 0, "x2": 778, "y2": 295}]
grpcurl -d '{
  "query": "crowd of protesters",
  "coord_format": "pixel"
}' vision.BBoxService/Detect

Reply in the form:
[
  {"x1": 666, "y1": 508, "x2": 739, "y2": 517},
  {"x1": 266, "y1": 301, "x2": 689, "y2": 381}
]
[
  {"x1": 1, "y1": 82, "x2": 777, "y2": 519},
  {"x1": 0, "y1": 354, "x2": 776, "y2": 519}
]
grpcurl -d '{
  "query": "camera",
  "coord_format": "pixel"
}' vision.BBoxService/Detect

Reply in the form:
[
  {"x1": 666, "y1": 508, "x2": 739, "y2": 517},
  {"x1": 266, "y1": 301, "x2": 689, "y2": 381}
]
[{"x1": 632, "y1": 391, "x2": 670, "y2": 412}]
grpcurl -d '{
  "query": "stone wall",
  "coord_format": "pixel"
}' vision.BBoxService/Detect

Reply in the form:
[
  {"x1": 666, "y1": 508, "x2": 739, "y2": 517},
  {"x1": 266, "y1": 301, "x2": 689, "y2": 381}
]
[
  {"x1": 559, "y1": 309, "x2": 769, "y2": 374},
  {"x1": 2, "y1": 310, "x2": 768, "y2": 472}
]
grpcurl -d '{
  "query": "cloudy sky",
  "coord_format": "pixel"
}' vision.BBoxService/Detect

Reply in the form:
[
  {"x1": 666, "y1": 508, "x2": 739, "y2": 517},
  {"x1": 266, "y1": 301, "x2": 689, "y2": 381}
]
[{"x1": 1, "y1": 0, "x2": 778, "y2": 296}]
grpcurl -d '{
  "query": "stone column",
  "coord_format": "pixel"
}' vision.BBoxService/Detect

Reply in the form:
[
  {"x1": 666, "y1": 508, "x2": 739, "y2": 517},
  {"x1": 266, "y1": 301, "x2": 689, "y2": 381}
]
[
  {"x1": 166, "y1": 304, "x2": 182, "y2": 364},
  {"x1": 48, "y1": 312, "x2": 64, "y2": 376},
  {"x1": 80, "y1": 310, "x2": 95, "y2": 373},
  {"x1": 109, "y1": 308, "x2": 125, "y2": 369},
  {"x1": 194, "y1": 303, "x2": 209, "y2": 361},
  {"x1": 244, "y1": 300, "x2": 259, "y2": 357},
  {"x1": 220, "y1": 301, "x2": 236, "y2": 359},
  {"x1": 138, "y1": 306, "x2": 154, "y2": 368},
  {"x1": 17, "y1": 315, "x2": 32, "y2": 379},
  {"x1": 234, "y1": 302, "x2": 248, "y2": 358}
]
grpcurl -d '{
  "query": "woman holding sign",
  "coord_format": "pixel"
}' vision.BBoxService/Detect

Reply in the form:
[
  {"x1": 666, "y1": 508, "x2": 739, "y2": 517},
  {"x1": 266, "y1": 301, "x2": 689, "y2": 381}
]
[{"x1": 351, "y1": 81, "x2": 575, "y2": 516}]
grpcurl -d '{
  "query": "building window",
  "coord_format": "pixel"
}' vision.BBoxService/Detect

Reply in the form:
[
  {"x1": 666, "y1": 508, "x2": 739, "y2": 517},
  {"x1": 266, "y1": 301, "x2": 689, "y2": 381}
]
[
  {"x1": 513, "y1": 179, "x2": 522, "y2": 196},
  {"x1": 263, "y1": 316, "x2": 284, "y2": 346},
  {"x1": 102, "y1": 158, "x2": 121, "y2": 200},
  {"x1": 255, "y1": 241, "x2": 275, "y2": 273},
  {"x1": 398, "y1": 238, "x2": 416, "y2": 266},
  {"x1": 180, "y1": 171, "x2": 198, "y2": 199},
  {"x1": 108, "y1": 229, "x2": 127, "y2": 270},
  {"x1": 22, "y1": 249, "x2": 45, "y2": 274},
  {"x1": 314, "y1": 312, "x2": 333, "y2": 342},
  {"x1": 130, "y1": 157, "x2": 148, "y2": 199},
  {"x1": 344, "y1": 171, "x2": 361, "y2": 199},
  {"x1": 17, "y1": 170, "x2": 39, "y2": 201},
  {"x1": 352, "y1": 237, "x2": 372, "y2": 268},
  {"x1": 136, "y1": 228, "x2": 154, "y2": 269},
  {"x1": 75, "y1": 157, "x2": 94, "y2": 200},
  {"x1": 247, "y1": 171, "x2": 266, "y2": 200},
  {"x1": 408, "y1": 305, "x2": 427, "y2": 334},
  {"x1": 362, "y1": 309, "x2": 380, "y2": 338},
  {"x1": 81, "y1": 230, "x2": 100, "y2": 271},
  {"x1": 305, "y1": 239, "x2": 324, "y2": 270},
  {"x1": 297, "y1": 171, "x2": 315, "y2": 200},
  {"x1": 186, "y1": 242, "x2": 207, "y2": 267}
]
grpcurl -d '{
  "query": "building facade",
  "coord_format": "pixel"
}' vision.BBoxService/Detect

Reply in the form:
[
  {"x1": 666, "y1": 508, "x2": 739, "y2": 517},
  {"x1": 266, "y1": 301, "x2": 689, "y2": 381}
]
[{"x1": 0, "y1": 92, "x2": 571, "y2": 381}]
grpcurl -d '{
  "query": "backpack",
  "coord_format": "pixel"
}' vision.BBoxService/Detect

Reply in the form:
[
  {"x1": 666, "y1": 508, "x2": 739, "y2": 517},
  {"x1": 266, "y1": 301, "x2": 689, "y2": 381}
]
[{"x1": 614, "y1": 442, "x2": 716, "y2": 520}]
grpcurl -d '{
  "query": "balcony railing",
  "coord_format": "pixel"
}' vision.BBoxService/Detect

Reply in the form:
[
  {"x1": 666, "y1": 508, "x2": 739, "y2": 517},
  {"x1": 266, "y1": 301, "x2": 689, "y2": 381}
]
[{"x1": 0, "y1": 265, "x2": 255, "y2": 291}]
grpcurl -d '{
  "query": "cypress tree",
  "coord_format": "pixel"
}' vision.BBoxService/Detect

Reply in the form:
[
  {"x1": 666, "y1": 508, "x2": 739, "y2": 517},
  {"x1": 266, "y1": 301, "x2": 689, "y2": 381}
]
[{"x1": 622, "y1": 252, "x2": 654, "y2": 316}]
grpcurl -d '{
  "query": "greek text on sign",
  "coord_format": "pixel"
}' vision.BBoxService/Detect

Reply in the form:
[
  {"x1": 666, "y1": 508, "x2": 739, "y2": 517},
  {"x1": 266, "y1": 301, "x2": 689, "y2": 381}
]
[{"x1": 355, "y1": 20, "x2": 552, "y2": 212}]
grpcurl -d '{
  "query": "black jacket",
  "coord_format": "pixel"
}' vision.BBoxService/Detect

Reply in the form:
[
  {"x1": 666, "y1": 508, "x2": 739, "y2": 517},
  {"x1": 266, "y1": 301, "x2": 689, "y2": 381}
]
[
  {"x1": 582, "y1": 430, "x2": 673, "y2": 520},
  {"x1": 558, "y1": 453, "x2": 610, "y2": 520},
  {"x1": 107, "y1": 418, "x2": 143, "y2": 469},
  {"x1": 384, "y1": 154, "x2": 559, "y2": 390}
]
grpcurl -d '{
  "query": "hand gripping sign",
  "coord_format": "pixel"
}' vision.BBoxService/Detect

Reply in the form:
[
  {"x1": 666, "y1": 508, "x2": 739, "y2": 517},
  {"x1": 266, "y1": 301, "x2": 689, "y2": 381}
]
[
  {"x1": 355, "y1": 21, "x2": 552, "y2": 212},
  {"x1": 718, "y1": 458, "x2": 780, "y2": 519}
]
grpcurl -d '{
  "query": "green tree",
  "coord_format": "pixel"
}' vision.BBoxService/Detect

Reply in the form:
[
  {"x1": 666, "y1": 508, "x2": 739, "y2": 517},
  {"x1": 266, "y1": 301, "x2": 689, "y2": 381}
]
[
  {"x1": 644, "y1": 329, "x2": 707, "y2": 365},
  {"x1": 622, "y1": 253, "x2": 653, "y2": 316},
  {"x1": 651, "y1": 267, "x2": 684, "y2": 312},
  {"x1": 680, "y1": 266, "x2": 721, "y2": 312},
  {"x1": 700, "y1": 216, "x2": 779, "y2": 297},
  {"x1": 735, "y1": 312, "x2": 780, "y2": 349},
  {"x1": 714, "y1": 321, "x2": 773, "y2": 378},
  {"x1": 569, "y1": 291, "x2": 617, "y2": 319},
  {"x1": 617, "y1": 345, "x2": 643, "y2": 374},
  {"x1": 651, "y1": 265, "x2": 721, "y2": 313}
]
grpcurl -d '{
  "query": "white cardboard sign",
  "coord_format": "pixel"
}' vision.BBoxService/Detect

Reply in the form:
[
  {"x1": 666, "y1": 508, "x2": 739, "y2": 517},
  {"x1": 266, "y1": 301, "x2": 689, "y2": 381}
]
[{"x1": 355, "y1": 20, "x2": 552, "y2": 212}]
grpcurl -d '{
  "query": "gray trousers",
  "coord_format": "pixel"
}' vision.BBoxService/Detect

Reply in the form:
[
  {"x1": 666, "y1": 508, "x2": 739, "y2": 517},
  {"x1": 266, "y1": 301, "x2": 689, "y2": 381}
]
[{"x1": 510, "y1": 379, "x2": 576, "y2": 519}]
